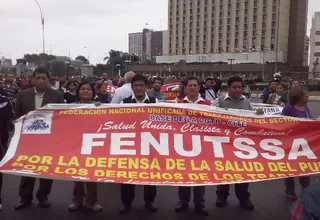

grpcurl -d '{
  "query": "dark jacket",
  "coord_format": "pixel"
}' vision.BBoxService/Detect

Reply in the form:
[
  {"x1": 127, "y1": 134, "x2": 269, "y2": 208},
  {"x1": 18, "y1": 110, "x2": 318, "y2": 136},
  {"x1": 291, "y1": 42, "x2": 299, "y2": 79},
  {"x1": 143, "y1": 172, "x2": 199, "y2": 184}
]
[
  {"x1": 122, "y1": 96, "x2": 156, "y2": 104},
  {"x1": 290, "y1": 182, "x2": 320, "y2": 220},
  {"x1": 15, "y1": 87, "x2": 64, "y2": 118},
  {"x1": 0, "y1": 95, "x2": 13, "y2": 148},
  {"x1": 95, "y1": 92, "x2": 112, "y2": 103}
]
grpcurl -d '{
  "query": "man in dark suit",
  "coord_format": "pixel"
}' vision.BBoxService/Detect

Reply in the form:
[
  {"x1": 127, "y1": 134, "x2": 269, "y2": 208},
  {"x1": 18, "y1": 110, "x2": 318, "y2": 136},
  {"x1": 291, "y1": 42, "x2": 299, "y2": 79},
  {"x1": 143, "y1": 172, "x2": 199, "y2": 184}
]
[
  {"x1": 119, "y1": 74, "x2": 158, "y2": 214},
  {"x1": 14, "y1": 68, "x2": 64, "y2": 211}
]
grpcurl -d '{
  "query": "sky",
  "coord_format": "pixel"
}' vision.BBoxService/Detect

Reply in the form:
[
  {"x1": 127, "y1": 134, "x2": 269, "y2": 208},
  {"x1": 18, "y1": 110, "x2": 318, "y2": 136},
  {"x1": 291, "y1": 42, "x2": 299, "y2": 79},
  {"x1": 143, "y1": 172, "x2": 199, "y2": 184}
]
[{"x1": 0, "y1": 0, "x2": 319, "y2": 65}]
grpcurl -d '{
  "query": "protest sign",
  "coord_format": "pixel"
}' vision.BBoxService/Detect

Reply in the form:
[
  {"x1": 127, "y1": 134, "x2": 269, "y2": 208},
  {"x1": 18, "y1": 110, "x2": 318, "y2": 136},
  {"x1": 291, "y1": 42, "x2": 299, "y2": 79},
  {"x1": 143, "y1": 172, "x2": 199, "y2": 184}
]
[
  {"x1": 159, "y1": 101, "x2": 283, "y2": 116},
  {"x1": 161, "y1": 83, "x2": 180, "y2": 100},
  {"x1": 251, "y1": 103, "x2": 283, "y2": 115},
  {"x1": 0, "y1": 103, "x2": 319, "y2": 186}
]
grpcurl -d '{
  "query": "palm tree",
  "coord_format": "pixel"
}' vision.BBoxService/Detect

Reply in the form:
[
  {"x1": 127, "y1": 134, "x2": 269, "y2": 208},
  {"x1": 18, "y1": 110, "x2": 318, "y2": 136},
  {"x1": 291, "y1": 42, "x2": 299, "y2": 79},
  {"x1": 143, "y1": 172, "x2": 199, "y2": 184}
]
[{"x1": 103, "y1": 56, "x2": 109, "y2": 62}]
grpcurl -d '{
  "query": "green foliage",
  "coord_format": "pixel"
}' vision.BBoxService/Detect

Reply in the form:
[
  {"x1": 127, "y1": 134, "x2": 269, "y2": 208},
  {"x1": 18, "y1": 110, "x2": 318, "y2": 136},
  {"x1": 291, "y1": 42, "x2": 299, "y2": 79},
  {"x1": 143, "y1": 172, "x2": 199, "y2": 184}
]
[
  {"x1": 100, "y1": 50, "x2": 140, "y2": 77},
  {"x1": 23, "y1": 53, "x2": 56, "y2": 64},
  {"x1": 75, "y1": 55, "x2": 89, "y2": 64}
]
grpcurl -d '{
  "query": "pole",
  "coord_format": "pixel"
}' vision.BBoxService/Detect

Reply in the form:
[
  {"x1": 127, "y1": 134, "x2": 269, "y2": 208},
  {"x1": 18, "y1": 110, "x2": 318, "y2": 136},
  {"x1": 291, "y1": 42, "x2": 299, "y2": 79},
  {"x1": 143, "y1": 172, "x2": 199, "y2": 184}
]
[
  {"x1": 275, "y1": 0, "x2": 280, "y2": 73},
  {"x1": 228, "y1": 58, "x2": 235, "y2": 78},
  {"x1": 34, "y1": 0, "x2": 45, "y2": 54},
  {"x1": 262, "y1": 50, "x2": 265, "y2": 80}
]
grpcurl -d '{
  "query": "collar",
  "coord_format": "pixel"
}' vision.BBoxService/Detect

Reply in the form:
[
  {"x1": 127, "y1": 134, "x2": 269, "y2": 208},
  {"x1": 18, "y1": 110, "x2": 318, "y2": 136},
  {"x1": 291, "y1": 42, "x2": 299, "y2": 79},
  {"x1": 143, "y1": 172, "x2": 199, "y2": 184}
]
[
  {"x1": 224, "y1": 93, "x2": 245, "y2": 100},
  {"x1": 34, "y1": 87, "x2": 46, "y2": 96},
  {"x1": 183, "y1": 94, "x2": 205, "y2": 104},
  {"x1": 132, "y1": 93, "x2": 149, "y2": 103}
]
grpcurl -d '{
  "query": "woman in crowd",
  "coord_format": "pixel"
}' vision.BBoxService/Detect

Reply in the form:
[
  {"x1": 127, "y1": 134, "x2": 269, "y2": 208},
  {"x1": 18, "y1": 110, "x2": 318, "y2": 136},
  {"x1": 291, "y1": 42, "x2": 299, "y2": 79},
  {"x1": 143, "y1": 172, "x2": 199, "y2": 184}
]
[
  {"x1": 174, "y1": 82, "x2": 186, "y2": 101},
  {"x1": 94, "y1": 83, "x2": 112, "y2": 103},
  {"x1": 277, "y1": 80, "x2": 300, "y2": 106},
  {"x1": 267, "y1": 82, "x2": 285, "y2": 105},
  {"x1": 68, "y1": 81, "x2": 102, "y2": 212},
  {"x1": 63, "y1": 81, "x2": 77, "y2": 103},
  {"x1": 282, "y1": 86, "x2": 312, "y2": 199}
]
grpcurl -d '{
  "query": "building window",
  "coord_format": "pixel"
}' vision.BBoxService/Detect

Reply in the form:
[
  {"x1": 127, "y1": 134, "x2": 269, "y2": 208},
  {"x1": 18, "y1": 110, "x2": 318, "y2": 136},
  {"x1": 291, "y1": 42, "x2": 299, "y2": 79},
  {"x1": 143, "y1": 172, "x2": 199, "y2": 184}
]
[
  {"x1": 271, "y1": 44, "x2": 275, "y2": 51},
  {"x1": 314, "y1": 52, "x2": 320, "y2": 57},
  {"x1": 315, "y1": 42, "x2": 320, "y2": 46},
  {"x1": 316, "y1": 31, "x2": 320, "y2": 35}
]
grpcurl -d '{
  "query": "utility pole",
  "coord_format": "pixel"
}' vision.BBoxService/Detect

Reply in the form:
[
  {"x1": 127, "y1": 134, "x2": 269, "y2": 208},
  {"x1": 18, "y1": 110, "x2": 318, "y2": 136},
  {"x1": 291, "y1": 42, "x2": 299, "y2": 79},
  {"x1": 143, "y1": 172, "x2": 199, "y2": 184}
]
[
  {"x1": 228, "y1": 58, "x2": 235, "y2": 78},
  {"x1": 34, "y1": 0, "x2": 45, "y2": 54},
  {"x1": 275, "y1": 0, "x2": 280, "y2": 73}
]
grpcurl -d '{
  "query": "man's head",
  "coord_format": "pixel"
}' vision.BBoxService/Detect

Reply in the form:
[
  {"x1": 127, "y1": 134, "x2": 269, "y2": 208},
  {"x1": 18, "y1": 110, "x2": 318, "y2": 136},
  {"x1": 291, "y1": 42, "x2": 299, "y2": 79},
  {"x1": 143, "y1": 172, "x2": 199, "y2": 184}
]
[
  {"x1": 33, "y1": 68, "x2": 50, "y2": 91},
  {"x1": 227, "y1": 76, "x2": 244, "y2": 99},
  {"x1": 183, "y1": 76, "x2": 200, "y2": 97},
  {"x1": 152, "y1": 77, "x2": 163, "y2": 91},
  {"x1": 6, "y1": 73, "x2": 15, "y2": 83},
  {"x1": 131, "y1": 74, "x2": 147, "y2": 98},
  {"x1": 102, "y1": 72, "x2": 108, "y2": 80},
  {"x1": 269, "y1": 80, "x2": 278, "y2": 92},
  {"x1": 55, "y1": 74, "x2": 61, "y2": 81},
  {"x1": 205, "y1": 78, "x2": 215, "y2": 89},
  {"x1": 291, "y1": 80, "x2": 299, "y2": 89},
  {"x1": 124, "y1": 71, "x2": 136, "y2": 83}
]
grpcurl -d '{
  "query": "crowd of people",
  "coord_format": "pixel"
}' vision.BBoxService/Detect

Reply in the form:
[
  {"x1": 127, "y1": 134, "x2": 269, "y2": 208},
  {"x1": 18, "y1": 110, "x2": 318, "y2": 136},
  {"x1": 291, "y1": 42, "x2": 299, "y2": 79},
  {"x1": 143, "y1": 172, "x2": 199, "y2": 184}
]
[{"x1": 0, "y1": 68, "x2": 318, "y2": 218}]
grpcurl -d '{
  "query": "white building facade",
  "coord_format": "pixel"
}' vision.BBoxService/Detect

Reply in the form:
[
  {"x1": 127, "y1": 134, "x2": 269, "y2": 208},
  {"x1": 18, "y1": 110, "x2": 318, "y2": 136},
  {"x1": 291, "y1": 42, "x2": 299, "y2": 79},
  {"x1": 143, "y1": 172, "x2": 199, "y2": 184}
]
[
  {"x1": 309, "y1": 12, "x2": 320, "y2": 80},
  {"x1": 128, "y1": 32, "x2": 143, "y2": 57}
]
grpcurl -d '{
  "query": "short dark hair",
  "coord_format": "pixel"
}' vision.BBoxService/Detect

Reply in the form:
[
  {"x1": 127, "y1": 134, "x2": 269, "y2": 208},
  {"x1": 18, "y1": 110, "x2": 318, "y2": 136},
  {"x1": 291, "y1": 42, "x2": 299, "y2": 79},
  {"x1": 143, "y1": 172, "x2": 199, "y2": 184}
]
[
  {"x1": 277, "y1": 82, "x2": 285, "y2": 89},
  {"x1": 227, "y1": 76, "x2": 243, "y2": 87},
  {"x1": 269, "y1": 80, "x2": 278, "y2": 85},
  {"x1": 131, "y1": 74, "x2": 147, "y2": 86},
  {"x1": 76, "y1": 81, "x2": 96, "y2": 101},
  {"x1": 66, "y1": 81, "x2": 77, "y2": 89},
  {"x1": 33, "y1": 68, "x2": 50, "y2": 78},
  {"x1": 183, "y1": 76, "x2": 199, "y2": 86},
  {"x1": 289, "y1": 86, "x2": 308, "y2": 105},
  {"x1": 96, "y1": 82, "x2": 107, "y2": 91},
  {"x1": 153, "y1": 77, "x2": 163, "y2": 85},
  {"x1": 205, "y1": 78, "x2": 214, "y2": 83}
]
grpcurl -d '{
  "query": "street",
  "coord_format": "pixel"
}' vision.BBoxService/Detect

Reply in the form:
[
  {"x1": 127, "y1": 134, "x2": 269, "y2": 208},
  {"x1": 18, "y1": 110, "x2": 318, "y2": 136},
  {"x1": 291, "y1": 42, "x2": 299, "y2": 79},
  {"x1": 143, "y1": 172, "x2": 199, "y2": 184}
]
[{"x1": 0, "y1": 99, "x2": 319, "y2": 220}]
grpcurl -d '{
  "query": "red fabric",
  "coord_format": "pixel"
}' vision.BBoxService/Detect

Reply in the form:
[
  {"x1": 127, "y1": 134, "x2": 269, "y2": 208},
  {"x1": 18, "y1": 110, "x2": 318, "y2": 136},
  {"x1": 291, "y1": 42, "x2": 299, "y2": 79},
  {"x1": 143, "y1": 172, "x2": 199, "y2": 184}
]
[{"x1": 177, "y1": 98, "x2": 211, "y2": 105}]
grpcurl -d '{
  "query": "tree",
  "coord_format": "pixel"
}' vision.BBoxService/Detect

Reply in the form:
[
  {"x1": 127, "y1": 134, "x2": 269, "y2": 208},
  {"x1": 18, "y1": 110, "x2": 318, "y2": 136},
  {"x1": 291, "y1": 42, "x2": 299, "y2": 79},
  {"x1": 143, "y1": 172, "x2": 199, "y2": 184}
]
[
  {"x1": 75, "y1": 55, "x2": 89, "y2": 64},
  {"x1": 16, "y1": 59, "x2": 27, "y2": 65},
  {"x1": 23, "y1": 53, "x2": 56, "y2": 65},
  {"x1": 121, "y1": 53, "x2": 140, "y2": 64},
  {"x1": 50, "y1": 61, "x2": 68, "y2": 75}
]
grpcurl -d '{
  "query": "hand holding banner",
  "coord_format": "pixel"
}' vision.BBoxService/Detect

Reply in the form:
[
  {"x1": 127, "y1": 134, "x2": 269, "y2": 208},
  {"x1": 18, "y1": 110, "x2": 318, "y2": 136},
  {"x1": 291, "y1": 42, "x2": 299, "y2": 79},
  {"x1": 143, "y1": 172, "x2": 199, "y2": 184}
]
[{"x1": 0, "y1": 103, "x2": 319, "y2": 185}]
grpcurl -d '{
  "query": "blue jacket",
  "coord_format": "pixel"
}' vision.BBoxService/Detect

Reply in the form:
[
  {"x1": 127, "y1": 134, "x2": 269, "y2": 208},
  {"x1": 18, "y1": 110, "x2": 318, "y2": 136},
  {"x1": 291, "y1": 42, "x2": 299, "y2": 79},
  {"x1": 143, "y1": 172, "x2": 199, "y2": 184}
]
[{"x1": 289, "y1": 182, "x2": 320, "y2": 220}]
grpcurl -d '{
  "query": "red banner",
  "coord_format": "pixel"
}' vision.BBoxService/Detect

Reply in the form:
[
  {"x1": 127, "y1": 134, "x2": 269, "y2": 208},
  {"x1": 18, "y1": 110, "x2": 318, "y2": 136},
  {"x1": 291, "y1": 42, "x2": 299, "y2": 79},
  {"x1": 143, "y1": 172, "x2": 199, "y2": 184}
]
[
  {"x1": 161, "y1": 83, "x2": 180, "y2": 100},
  {"x1": 1, "y1": 103, "x2": 320, "y2": 185}
]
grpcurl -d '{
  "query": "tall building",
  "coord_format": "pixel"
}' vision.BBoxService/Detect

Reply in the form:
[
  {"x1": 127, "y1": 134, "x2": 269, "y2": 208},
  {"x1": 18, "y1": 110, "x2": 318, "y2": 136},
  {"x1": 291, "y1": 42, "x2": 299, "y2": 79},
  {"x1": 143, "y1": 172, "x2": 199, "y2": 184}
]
[
  {"x1": 129, "y1": 29, "x2": 169, "y2": 62},
  {"x1": 129, "y1": 32, "x2": 143, "y2": 58},
  {"x1": 169, "y1": 0, "x2": 308, "y2": 66},
  {"x1": 309, "y1": 11, "x2": 320, "y2": 79},
  {"x1": 151, "y1": 30, "x2": 170, "y2": 58}
]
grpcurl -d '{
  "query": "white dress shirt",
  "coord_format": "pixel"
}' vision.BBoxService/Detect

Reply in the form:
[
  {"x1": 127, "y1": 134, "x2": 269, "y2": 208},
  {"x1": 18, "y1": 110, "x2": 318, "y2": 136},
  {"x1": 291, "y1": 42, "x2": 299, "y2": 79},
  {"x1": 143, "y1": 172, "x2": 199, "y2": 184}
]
[{"x1": 111, "y1": 83, "x2": 132, "y2": 104}]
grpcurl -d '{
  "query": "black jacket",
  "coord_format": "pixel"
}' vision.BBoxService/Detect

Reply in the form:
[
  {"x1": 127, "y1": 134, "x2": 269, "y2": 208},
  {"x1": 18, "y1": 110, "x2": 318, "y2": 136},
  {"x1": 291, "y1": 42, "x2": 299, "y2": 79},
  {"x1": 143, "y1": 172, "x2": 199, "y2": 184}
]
[
  {"x1": 122, "y1": 96, "x2": 156, "y2": 103},
  {"x1": 0, "y1": 95, "x2": 13, "y2": 148}
]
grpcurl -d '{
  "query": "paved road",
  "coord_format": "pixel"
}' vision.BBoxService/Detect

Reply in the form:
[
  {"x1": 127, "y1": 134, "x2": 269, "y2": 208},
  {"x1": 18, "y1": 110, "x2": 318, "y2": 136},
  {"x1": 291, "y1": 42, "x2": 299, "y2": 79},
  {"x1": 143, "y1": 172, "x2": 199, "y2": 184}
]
[{"x1": 0, "y1": 100, "x2": 319, "y2": 220}]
